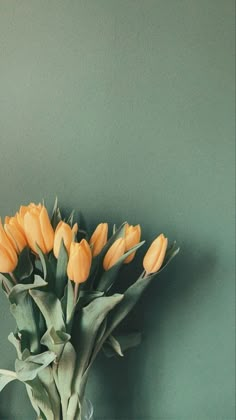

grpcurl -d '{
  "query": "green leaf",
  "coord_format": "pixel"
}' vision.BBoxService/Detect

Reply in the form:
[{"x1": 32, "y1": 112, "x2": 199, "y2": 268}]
[
  {"x1": 40, "y1": 327, "x2": 70, "y2": 357},
  {"x1": 103, "y1": 332, "x2": 142, "y2": 358},
  {"x1": 87, "y1": 248, "x2": 178, "y2": 367},
  {"x1": 8, "y1": 276, "x2": 47, "y2": 303},
  {"x1": 8, "y1": 277, "x2": 47, "y2": 354},
  {"x1": 55, "y1": 240, "x2": 69, "y2": 299},
  {"x1": 73, "y1": 294, "x2": 124, "y2": 390},
  {"x1": 67, "y1": 393, "x2": 80, "y2": 420},
  {"x1": 26, "y1": 377, "x2": 54, "y2": 420},
  {"x1": 66, "y1": 279, "x2": 75, "y2": 331},
  {"x1": 15, "y1": 351, "x2": 56, "y2": 382},
  {"x1": 66, "y1": 210, "x2": 75, "y2": 227},
  {"x1": 97, "y1": 241, "x2": 145, "y2": 292},
  {"x1": 8, "y1": 332, "x2": 22, "y2": 358},
  {"x1": 0, "y1": 369, "x2": 17, "y2": 392},
  {"x1": 104, "y1": 335, "x2": 123, "y2": 357},
  {"x1": 38, "y1": 367, "x2": 61, "y2": 420},
  {"x1": 51, "y1": 196, "x2": 62, "y2": 230},
  {"x1": 35, "y1": 245, "x2": 55, "y2": 291},
  {"x1": 0, "y1": 273, "x2": 15, "y2": 294},
  {"x1": 61, "y1": 280, "x2": 75, "y2": 332},
  {"x1": 77, "y1": 290, "x2": 104, "y2": 307},
  {"x1": 13, "y1": 247, "x2": 33, "y2": 281},
  {"x1": 29, "y1": 289, "x2": 66, "y2": 332},
  {"x1": 162, "y1": 242, "x2": 180, "y2": 270},
  {"x1": 57, "y1": 342, "x2": 77, "y2": 419}
]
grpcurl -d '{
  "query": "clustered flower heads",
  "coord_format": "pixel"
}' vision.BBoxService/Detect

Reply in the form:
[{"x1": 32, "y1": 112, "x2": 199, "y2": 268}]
[
  {"x1": 0, "y1": 199, "x2": 179, "y2": 420},
  {"x1": 0, "y1": 201, "x2": 171, "y2": 282}
]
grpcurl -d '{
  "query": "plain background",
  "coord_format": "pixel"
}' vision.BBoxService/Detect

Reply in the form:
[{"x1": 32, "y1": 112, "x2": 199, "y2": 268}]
[{"x1": 0, "y1": 1, "x2": 235, "y2": 419}]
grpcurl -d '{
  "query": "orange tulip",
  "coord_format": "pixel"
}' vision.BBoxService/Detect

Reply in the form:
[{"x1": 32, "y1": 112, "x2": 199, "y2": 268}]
[
  {"x1": 89, "y1": 223, "x2": 108, "y2": 257},
  {"x1": 16, "y1": 203, "x2": 42, "y2": 230},
  {"x1": 124, "y1": 223, "x2": 141, "y2": 263},
  {"x1": 67, "y1": 239, "x2": 92, "y2": 283},
  {"x1": 143, "y1": 233, "x2": 168, "y2": 274},
  {"x1": 103, "y1": 238, "x2": 125, "y2": 271},
  {"x1": 0, "y1": 220, "x2": 18, "y2": 272},
  {"x1": 4, "y1": 216, "x2": 28, "y2": 253},
  {"x1": 53, "y1": 221, "x2": 78, "y2": 258},
  {"x1": 23, "y1": 204, "x2": 54, "y2": 254}
]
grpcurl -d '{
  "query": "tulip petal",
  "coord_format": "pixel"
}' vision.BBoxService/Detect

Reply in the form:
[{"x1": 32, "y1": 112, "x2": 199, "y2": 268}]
[
  {"x1": 0, "y1": 244, "x2": 18, "y2": 272},
  {"x1": 39, "y1": 207, "x2": 54, "y2": 253},
  {"x1": 24, "y1": 212, "x2": 46, "y2": 253}
]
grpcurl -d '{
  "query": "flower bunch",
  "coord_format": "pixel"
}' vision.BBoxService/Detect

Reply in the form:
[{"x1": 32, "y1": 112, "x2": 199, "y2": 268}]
[{"x1": 0, "y1": 199, "x2": 179, "y2": 420}]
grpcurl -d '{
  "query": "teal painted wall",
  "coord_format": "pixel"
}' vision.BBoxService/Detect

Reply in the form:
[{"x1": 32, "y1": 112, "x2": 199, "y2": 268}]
[{"x1": 0, "y1": 1, "x2": 235, "y2": 419}]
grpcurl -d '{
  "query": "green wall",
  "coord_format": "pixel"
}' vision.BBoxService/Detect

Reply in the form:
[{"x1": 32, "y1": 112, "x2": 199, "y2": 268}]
[{"x1": 0, "y1": 1, "x2": 235, "y2": 419}]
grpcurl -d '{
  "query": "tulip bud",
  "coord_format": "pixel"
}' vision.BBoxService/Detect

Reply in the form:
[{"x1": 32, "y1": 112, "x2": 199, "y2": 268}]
[
  {"x1": 67, "y1": 239, "x2": 92, "y2": 283},
  {"x1": 23, "y1": 204, "x2": 54, "y2": 254},
  {"x1": 103, "y1": 238, "x2": 125, "y2": 271},
  {"x1": 143, "y1": 233, "x2": 168, "y2": 274},
  {"x1": 53, "y1": 221, "x2": 78, "y2": 258},
  {"x1": 89, "y1": 223, "x2": 108, "y2": 257},
  {"x1": 124, "y1": 223, "x2": 141, "y2": 263},
  {"x1": 0, "y1": 220, "x2": 18, "y2": 272},
  {"x1": 4, "y1": 216, "x2": 28, "y2": 253}
]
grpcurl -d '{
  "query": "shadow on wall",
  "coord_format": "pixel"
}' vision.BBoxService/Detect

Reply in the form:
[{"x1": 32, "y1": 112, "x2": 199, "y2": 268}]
[
  {"x1": 91, "y1": 243, "x2": 217, "y2": 418},
  {"x1": 0, "y1": 382, "x2": 14, "y2": 420}
]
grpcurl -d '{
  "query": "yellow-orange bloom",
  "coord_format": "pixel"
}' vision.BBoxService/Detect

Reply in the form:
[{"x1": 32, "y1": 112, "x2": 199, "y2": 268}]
[
  {"x1": 143, "y1": 233, "x2": 168, "y2": 274},
  {"x1": 4, "y1": 216, "x2": 28, "y2": 253},
  {"x1": 67, "y1": 239, "x2": 92, "y2": 283},
  {"x1": 124, "y1": 223, "x2": 141, "y2": 263},
  {"x1": 0, "y1": 220, "x2": 18, "y2": 272},
  {"x1": 23, "y1": 204, "x2": 54, "y2": 254},
  {"x1": 53, "y1": 221, "x2": 78, "y2": 258},
  {"x1": 89, "y1": 223, "x2": 108, "y2": 257},
  {"x1": 103, "y1": 238, "x2": 125, "y2": 271},
  {"x1": 16, "y1": 203, "x2": 42, "y2": 230}
]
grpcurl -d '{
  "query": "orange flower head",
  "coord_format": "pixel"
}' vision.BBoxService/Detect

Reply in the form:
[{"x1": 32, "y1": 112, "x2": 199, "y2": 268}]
[
  {"x1": 0, "y1": 219, "x2": 18, "y2": 272},
  {"x1": 53, "y1": 221, "x2": 78, "y2": 258},
  {"x1": 143, "y1": 233, "x2": 168, "y2": 274},
  {"x1": 23, "y1": 203, "x2": 54, "y2": 254},
  {"x1": 67, "y1": 239, "x2": 92, "y2": 283},
  {"x1": 4, "y1": 215, "x2": 28, "y2": 253},
  {"x1": 89, "y1": 223, "x2": 108, "y2": 257},
  {"x1": 103, "y1": 238, "x2": 125, "y2": 271},
  {"x1": 124, "y1": 223, "x2": 141, "y2": 264}
]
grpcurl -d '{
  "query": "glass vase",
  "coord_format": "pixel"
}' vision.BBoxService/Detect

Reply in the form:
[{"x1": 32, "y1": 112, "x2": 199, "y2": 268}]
[{"x1": 81, "y1": 398, "x2": 94, "y2": 420}]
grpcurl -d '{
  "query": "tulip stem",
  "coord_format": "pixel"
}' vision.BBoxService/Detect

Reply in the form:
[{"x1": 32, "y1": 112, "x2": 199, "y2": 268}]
[
  {"x1": 74, "y1": 283, "x2": 79, "y2": 304},
  {"x1": 9, "y1": 272, "x2": 17, "y2": 285}
]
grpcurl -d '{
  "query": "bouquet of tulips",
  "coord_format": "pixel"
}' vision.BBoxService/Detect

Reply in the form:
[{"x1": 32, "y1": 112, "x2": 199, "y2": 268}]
[{"x1": 0, "y1": 199, "x2": 179, "y2": 420}]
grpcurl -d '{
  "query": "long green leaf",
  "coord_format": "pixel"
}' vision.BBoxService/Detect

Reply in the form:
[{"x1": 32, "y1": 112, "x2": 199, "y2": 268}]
[
  {"x1": 36, "y1": 245, "x2": 56, "y2": 291},
  {"x1": 87, "y1": 246, "x2": 179, "y2": 368},
  {"x1": 26, "y1": 377, "x2": 54, "y2": 420},
  {"x1": 73, "y1": 294, "x2": 124, "y2": 391},
  {"x1": 51, "y1": 196, "x2": 62, "y2": 229},
  {"x1": 13, "y1": 247, "x2": 33, "y2": 281},
  {"x1": 15, "y1": 351, "x2": 56, "y2": 382},
  {"x1": 30, "y1": 289, "x2": 66, "y2": 332},
  {"x1": 103, "y1": 332, "x2": 142, "y2": 357},
  {"x1": 8, "y1": 277, "x2": 47, "y2": 354},
  {"x1": 55, "y1": 241, "x2": 69, "y2": 299},
  {"x1": 57, "y1": 342, "x2": 77, "y2": 419}
]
